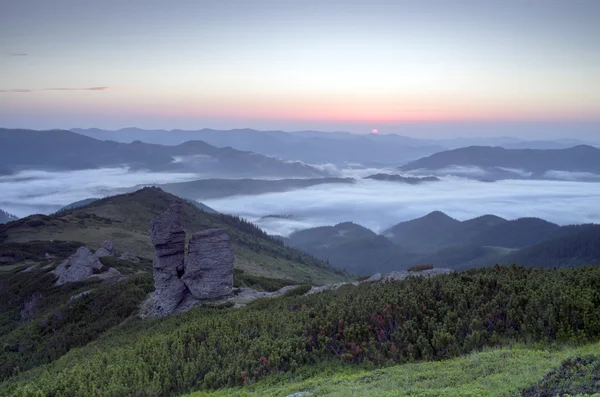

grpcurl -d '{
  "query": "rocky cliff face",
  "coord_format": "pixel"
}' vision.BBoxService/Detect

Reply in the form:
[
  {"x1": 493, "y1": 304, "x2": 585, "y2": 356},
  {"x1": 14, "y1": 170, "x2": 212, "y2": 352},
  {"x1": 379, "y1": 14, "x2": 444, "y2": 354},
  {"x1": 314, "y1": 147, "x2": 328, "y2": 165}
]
[
  {"x1": 183, "y1": 229, "x2": 234, "y2": 299},
  {"x1": 149, "y1": 201, "x2": 234, "y2": 316}
]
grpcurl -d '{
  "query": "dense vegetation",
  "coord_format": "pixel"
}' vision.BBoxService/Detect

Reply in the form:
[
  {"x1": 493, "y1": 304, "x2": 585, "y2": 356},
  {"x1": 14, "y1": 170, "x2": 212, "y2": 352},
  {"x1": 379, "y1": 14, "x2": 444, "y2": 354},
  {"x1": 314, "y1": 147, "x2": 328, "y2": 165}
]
[
  {"x1": 0, "y1": 264, "x2": 153, "y2": 380},
  {"x1": 3, "y1": 265, "x2": 600, "y2": 396},
  {"x1": 523, "y1": 355, "x2": 600, "y2": 396}
]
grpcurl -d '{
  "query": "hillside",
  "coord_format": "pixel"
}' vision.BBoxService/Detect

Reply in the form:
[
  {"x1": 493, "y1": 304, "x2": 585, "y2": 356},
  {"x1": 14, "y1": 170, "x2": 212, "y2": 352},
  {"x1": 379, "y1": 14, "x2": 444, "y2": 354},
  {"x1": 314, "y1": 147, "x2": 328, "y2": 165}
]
[
  {"x1": 285, "y1": 222, "x2": 411, "y2": 274},
  {"x1": 383, "y1": 211, "x2": 461, "y2": 249},
  {"x1": 503, "y1": 224, "x2": 600, "y2": 267},
  {"x1": 157, "y1": 177, "x2": 354, "y2": 200},
  {"x1": 2, "y1": 266, "x2": 600, "y2": 396},
  {"x1": 0, "y1": 187, "x2": 347, "y2": 284},
  {"x1": 0, "y1": 129, "x2": 322, "y2": 177},
  {"x1": 399, "y1": 145, "x2": 600, "y2": 180},
  {"x1": 197, "y1": 343, "x2": 600, "y2": 397}
]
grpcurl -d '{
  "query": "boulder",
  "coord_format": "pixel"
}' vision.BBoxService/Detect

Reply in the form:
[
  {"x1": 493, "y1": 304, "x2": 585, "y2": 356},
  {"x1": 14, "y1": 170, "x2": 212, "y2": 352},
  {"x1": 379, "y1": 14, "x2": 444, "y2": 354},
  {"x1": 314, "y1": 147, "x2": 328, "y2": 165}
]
[
  {"x1": 183, "y1": 229, "x2": 234, "y2": 299},
  {"x1": 149, "y1": 201, "x2": 189, "y2": 316},
  {"x1": 53, "y1": 246, "x2": 121, "y2": 285},
  {"x1": 95, "y1": 240, "x2": 116, "y2": 257}
]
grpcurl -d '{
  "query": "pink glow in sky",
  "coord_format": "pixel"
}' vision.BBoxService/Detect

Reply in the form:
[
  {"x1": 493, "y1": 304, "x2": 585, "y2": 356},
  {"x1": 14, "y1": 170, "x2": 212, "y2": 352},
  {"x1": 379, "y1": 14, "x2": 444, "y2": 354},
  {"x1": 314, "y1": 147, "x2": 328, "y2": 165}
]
[{"x1": 1, "y1": 0, "x2": 599, "y2": 137}]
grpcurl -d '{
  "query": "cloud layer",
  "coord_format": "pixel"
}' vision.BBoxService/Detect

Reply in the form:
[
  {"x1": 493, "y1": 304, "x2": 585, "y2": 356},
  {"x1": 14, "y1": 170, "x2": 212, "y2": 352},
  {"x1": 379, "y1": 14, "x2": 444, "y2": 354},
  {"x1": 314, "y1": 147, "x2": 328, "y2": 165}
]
[
  {"x1": 0, "y1": 168, "x2": 200, "y2": 216},
  {"x1": 0, "y1": 87, "x2": 109, "y2": 93},
  {"x1": 1, "y1": 168, "x2": 599, "y2": 238},
  {"x1": 204, "y1": 178, "x2": 600, "y2": 236}
]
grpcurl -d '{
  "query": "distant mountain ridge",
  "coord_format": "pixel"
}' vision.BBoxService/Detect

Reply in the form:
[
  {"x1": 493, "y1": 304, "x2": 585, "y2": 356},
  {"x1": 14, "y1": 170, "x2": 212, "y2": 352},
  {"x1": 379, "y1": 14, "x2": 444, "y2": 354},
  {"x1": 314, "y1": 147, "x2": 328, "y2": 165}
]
[
  {"x1": 400, "y1": 145, "x2": 600, "y2": 180},
  {"x1": 71, "y1": 127, "x2": 599, "y2": 167},
  {"x1": 0, "y1": 129, "x2": 323, "y2": 178},
  {"x1": 155, "y1": 177, "x2": 355, "y2": 200},
  {"x1": 71, "y1": 127, "x2": 446, "y2": 166},
  {"x1": 285, "y1": 211, "x2": 599, "y2": 273},
  {"x1": 364, "y1": 174, "x2": 440, "y2": 184}
]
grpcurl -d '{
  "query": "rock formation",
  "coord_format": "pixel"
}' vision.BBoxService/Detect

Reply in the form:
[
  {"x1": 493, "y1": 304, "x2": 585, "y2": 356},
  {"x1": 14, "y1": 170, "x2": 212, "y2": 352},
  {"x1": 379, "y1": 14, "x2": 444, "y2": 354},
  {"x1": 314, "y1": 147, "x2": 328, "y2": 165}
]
[
  {"x1": 149, "y1": 201, "x2": 189, "y2": 316},
  {"x1": 148, "y1": 201, "x2": 235, "y2": 316},
  {"x1": 183, "y1": 229, "x2": 234, "y2": 299},
  {"x1": 95, "y1": 240, "x2": 116, "y2": 257},
  {"x1": 53, "y1": 246, "x2": 121, "y2": 285}
]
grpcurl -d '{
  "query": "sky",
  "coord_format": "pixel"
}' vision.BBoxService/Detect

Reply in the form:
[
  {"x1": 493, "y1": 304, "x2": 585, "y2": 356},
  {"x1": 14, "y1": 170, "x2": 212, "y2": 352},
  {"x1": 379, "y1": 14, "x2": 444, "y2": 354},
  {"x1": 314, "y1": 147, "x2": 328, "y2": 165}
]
[{"x1": 1, "y1": 0, "x2": 599, "y2": 138}]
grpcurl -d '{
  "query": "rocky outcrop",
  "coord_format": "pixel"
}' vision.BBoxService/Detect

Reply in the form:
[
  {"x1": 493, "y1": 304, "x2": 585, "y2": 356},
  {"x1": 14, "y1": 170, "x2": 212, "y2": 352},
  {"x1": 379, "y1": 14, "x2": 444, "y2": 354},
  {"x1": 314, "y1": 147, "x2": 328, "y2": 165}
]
[
  {"x1": 95, "y1": 240, "x2": 116, "y2": 257},
  {"x1": 149, "y1": 201, "x2": 189, "y2": 316},
  {"x1": 148, "y1": 201, "x2": 235, "y2": 317},
  {"x1": 53, "y1": 246, "x2": 121, "y2": 285},
  {"x1": 183, "y1": 229, "x2": 234, "y2": 299}
]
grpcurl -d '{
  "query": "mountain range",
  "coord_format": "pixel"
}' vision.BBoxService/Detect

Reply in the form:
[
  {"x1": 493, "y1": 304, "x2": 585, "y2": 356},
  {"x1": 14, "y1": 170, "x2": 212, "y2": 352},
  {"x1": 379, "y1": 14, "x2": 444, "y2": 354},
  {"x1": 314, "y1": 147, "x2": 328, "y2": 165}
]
[
  {"x1": 71, "y1": 127, "x2": 598, "y2": 167},
  {"x1": 400, "y1": 145, "x2": 600, "y2": 181},
  {"x1": 154, "y1": 177, "x2": 355, "y2": 201},
  {"x1": 0, "y1": 129, "x2": 322, "y2": 178},
  {"x1": 284, "y1": 211, "x2": 600, "y2": 274}
]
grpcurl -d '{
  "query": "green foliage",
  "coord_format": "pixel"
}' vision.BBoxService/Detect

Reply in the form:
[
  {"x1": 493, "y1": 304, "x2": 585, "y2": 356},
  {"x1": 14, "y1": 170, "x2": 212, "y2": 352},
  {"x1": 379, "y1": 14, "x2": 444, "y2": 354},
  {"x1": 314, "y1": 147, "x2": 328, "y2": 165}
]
[
  {"x1": 522, "y1": 355, "x2": 600, "y2": 397},
  {"x1": 233, "y1": 270, "x2": 295, "y2": 292},
  {"x1": 281, "y1": 284, "x2": 312, "y2": 297},
  {"x1": 0, "y1": 270, "x2": 153, "y2": 380},
  {"x1": 197, "y1": 343, "x2": 600, "y2": 397},
  {"x1": 3, "y1": 266, "x2": 600, "y2": 396},
  {"x1": 0, "y1": 241, "x2": 83, "y2": 264},
  {"x1": 408, "y1": 264, "x2": 434, "y2": 272}
]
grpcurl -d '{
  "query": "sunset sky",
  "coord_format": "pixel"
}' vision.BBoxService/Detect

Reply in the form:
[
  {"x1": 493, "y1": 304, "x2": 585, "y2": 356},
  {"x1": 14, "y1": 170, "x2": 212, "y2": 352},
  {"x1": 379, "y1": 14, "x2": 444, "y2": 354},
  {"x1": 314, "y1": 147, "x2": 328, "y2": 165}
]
[{"x1": 1, "y1": 0, "x2": 599, "y2": 137}]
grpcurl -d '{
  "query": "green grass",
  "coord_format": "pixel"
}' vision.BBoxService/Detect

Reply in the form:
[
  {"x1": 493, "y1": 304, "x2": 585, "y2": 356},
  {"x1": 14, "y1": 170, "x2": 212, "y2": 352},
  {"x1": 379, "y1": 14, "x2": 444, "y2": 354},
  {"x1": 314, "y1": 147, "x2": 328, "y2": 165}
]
[{"x1": 196, "y1": 342, "x2": 600, "y2": 397}]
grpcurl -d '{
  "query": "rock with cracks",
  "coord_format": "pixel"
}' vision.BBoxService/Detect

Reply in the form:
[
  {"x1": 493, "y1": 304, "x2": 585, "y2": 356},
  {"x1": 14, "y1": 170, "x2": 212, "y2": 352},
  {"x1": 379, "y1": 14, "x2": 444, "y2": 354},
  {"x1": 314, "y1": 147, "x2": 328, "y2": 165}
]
[
  {"x1": 149, "y1": 200, "x2": 189, "y2": 317},
  {"x1": 183, "y1": 229, "x2": 234, "y2": 299},
  {"x1": 148, "y1": 201, "x2": 235, "y2": 317}
]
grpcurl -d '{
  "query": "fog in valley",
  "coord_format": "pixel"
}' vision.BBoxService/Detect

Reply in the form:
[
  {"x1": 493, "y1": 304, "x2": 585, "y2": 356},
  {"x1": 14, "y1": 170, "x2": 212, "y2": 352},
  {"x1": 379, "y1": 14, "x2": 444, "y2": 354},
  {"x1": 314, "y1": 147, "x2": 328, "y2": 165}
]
[
  {"x1": 0, "y1": 168, "x2": 201, "y2": 217},
  {"x1": 2, "y1": 165, "x2": 600, "y2": 237}
]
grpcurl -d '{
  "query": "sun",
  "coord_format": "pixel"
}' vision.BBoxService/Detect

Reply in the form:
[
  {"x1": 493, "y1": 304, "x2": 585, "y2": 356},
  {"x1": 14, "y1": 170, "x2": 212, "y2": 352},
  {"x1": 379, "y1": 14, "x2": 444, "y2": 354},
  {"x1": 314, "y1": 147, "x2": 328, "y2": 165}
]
[{"x1": 371, "y1": 129, "x2": 379, "y2": 134}]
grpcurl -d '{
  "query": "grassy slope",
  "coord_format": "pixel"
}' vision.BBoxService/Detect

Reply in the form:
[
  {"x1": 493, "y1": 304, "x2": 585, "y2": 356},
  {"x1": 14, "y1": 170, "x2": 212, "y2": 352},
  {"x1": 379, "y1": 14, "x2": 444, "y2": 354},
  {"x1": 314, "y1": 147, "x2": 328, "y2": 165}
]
[
  {"x1": 198, "y1": 342, "x2": 600, "y2": 397},
  {"x1": 0, "y1": 187, "x2": 348, "y2": 285},
  {"x1": 3, "y1": 266, "x2": 600, "y2": 396}
]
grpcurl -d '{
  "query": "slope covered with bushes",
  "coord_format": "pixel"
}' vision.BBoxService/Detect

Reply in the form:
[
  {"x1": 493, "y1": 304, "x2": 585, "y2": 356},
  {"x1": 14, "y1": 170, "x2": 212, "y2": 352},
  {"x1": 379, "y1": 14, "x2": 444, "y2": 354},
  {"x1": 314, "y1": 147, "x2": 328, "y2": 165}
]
[{"x1": 3, "y1": 266, "x2": 600, "y2": 396}]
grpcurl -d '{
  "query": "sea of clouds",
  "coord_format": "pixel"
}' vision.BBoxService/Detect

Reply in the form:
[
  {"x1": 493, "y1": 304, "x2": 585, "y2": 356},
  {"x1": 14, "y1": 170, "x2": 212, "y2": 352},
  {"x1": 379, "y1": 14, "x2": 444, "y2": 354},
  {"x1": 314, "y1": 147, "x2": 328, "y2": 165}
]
[
  {"x1": 204, "y1": 178, "x2": 600, "y2": 236},
  {"x1": 1, "y1": 167, "x2": 600, "y2": 237},
  {"x1": 0, "y1": 168, "x2": 201, "y2": 217}
]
